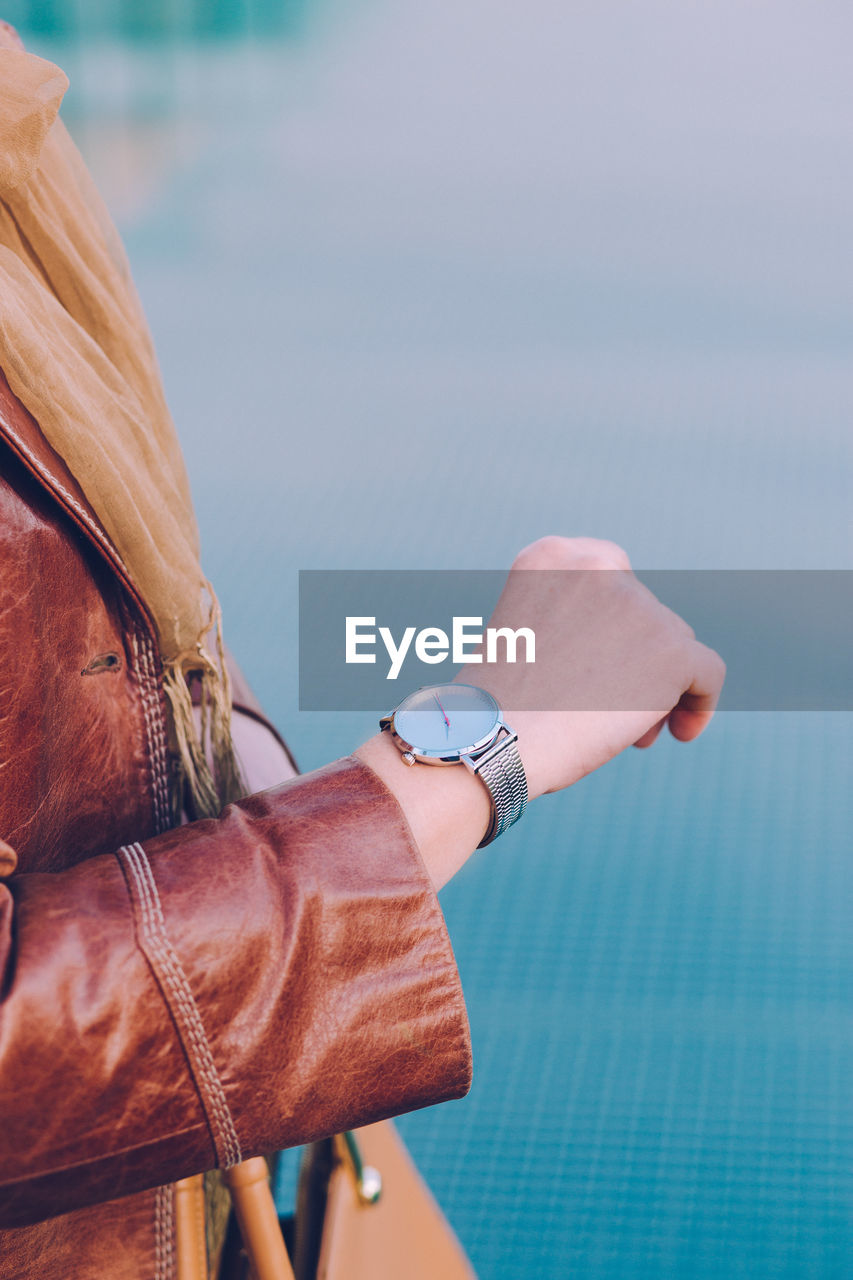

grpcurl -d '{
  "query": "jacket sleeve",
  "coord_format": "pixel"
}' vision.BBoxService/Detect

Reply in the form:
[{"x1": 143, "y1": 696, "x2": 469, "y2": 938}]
[{"x1": 0, "y1": 757, "x2": 472, "y2": 1227}]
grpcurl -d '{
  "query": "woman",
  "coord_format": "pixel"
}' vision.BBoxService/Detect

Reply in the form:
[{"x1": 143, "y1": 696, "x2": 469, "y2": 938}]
[{"x1": 0, "y1": 24, "x2": 724, "y2": 1279}]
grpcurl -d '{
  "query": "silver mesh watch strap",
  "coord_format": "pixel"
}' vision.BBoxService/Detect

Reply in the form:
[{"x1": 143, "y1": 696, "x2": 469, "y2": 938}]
[{"x1": 470, "y1": 731, "x2": 528, "y2": 848}]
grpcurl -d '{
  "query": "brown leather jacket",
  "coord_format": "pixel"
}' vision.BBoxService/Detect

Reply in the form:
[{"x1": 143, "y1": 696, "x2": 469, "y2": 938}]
[{"x1": 0, "y1": 369, "x2": 472, "y2": 1277}]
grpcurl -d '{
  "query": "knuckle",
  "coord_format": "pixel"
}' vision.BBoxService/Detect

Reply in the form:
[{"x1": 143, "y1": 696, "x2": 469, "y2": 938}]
[
  {"x1": 570, "y1": 538, "x2": 631, "y2": 570},
  {"x1": 593, "y1": 539, "x2": 631, "y2": 570},
  {"x1": 513, "y1": 535, "x2": 573, "y2": 570},
  {"x1": 704, "y1": 645, "x2": 727, "y2": 680},
  {"x1": 513, "y1": 535, "x2": 631, "y2": 572}
]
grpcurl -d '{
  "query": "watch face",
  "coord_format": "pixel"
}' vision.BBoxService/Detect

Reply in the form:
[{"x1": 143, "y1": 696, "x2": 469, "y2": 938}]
[{"x1": 393, "y1": 683, "x2": 501, "y2": 758}]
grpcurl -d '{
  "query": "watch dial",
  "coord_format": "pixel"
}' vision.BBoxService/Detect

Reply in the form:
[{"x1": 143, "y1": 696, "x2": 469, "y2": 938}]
[{"x1": 394, "y1": 684, "x2": 500, "y2": 755}]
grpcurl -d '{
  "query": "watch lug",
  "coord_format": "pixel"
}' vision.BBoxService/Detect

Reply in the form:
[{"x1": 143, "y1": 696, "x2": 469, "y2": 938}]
[
  {"x1": 470, "y1": 729, "x2": 519, "y2": 775},
  {"x1": 379, "y1": 716, "x2": 392, "y2": 732}
]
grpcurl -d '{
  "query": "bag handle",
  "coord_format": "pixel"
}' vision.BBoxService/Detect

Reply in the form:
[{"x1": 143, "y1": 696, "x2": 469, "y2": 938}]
[
  {"x1": 224, "y1": 1158, "x2": 296, "y2": 1280},
  {"x1": 175, "y1": 1133, "x2": 380, "y2": 1278}
]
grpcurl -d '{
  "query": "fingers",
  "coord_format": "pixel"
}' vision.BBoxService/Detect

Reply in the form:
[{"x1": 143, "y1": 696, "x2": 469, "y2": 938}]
[
  {"x1": 668, "y1": 641, "x2": 726, "y2": 742},
  {"x1": 637, "y1": 640, "x2": 725, "y2": 749}
]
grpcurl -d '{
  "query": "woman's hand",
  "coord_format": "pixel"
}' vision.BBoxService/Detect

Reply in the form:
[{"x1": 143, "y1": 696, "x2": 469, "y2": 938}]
[
  {"x1": 357, "y1": 535, "x2": 725, "y2": 889},
  {"x1": 459, "y1": 535, "x2": 726, "y2": 801}
]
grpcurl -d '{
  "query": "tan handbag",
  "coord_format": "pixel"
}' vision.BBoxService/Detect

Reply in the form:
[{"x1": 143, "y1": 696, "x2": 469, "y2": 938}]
[
  {"x1": 293, "y1": 1121, "x2": 476, "y2": 1280},
  {"x1": 179, "y1": 1122, "x2": 475, "y2": 1279}
]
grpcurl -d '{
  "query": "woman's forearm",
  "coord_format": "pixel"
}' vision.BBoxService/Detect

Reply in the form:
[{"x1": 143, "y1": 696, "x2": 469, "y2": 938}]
[{"x1": 355, "y1": 733, "x2": 491, "y2": 890}]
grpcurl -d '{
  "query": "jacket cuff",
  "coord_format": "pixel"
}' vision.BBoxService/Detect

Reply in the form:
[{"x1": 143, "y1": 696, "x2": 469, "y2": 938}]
[{"x1": 126, "y1": 756, "x2": 472, "y2": 1163}]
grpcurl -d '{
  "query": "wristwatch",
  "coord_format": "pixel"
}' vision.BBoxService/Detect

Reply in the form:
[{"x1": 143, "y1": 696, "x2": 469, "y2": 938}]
[{"x1": 380, "y1": 683, "x2": 528, "y2": 847}]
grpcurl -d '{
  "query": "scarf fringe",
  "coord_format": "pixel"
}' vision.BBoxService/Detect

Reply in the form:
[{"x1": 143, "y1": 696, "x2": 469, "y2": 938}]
[{"x1": 162, "y1": 608, "x2": 247, "y2": 823}]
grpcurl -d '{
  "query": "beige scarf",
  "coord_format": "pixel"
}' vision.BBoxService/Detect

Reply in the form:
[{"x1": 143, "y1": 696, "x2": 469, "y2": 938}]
[{"x1": 0, "y1": 32, "x2": 241, "y2": 819}]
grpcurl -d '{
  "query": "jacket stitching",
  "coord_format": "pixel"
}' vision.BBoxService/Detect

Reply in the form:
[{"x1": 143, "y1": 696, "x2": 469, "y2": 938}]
[
  {"x1": 119, "y1": 842, "x2": 242, "y2": 1169},
  {"x1": 121, "y1": 842, "x2": 242, "y2": 1168},
  {"x1": 131, "y1": 631, "x2": 170, "y2": 835},
  {"x1": 163, "y1": 1183, "x2": 174, "y2": 1280},
  {"x1": 153, "y1": 1183, "x2": 161, "y2": 1280},
  {"x1": 126, "y1": 573, "x2": 188, "y2": 1280},
  {"x1": 129, "y1": 606, "x2": 178, "y2": 1278},
  {"x1": 131, "y1": 632, "x2": 168, "y2": 834},
  {"x1": 154, "y1": 1183, "x2": 174, "y2": 1280},
  {"x1": 140, "y1": 634, "x2": 171, "y2": 826}
]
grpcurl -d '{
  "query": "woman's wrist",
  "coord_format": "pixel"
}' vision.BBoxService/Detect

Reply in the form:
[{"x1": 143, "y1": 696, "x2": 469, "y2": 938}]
[{"x1": 355, "y1": 733, "x2": 493, "y2": 891}]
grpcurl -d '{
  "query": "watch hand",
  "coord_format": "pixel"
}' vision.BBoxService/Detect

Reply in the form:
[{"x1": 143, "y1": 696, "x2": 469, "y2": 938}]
[{"x1": 434, "y1": 693, "x2": 450, "y2": 727}]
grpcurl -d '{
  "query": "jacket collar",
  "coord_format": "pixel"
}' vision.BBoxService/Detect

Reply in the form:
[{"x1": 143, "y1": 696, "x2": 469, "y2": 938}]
[{"x1": 0, "y1": 363, "x2": 151, "y2": 625}]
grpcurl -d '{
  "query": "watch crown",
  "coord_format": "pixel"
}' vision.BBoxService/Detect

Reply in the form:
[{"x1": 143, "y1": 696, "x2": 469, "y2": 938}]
[{"x1": 401, "y1": 751, "x2": 416, "y2": 767}]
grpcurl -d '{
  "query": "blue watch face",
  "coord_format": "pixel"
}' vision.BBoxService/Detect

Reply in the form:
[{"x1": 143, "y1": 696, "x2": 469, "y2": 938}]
[{"x1": 394, "y1": 684, "x2": 500, "y2": 757}]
